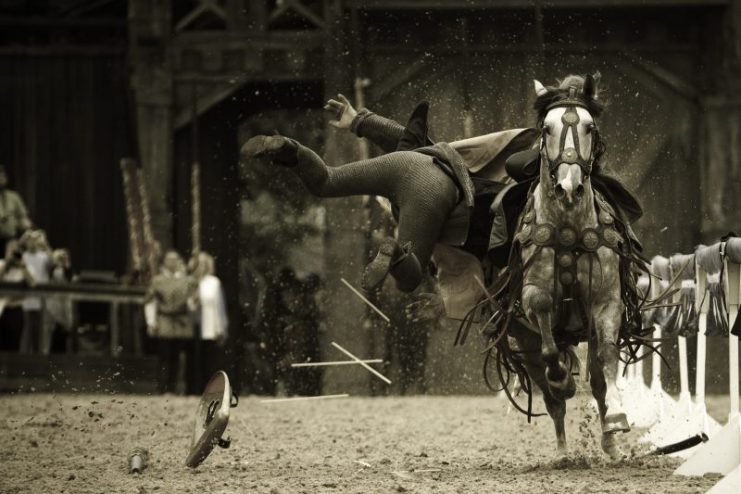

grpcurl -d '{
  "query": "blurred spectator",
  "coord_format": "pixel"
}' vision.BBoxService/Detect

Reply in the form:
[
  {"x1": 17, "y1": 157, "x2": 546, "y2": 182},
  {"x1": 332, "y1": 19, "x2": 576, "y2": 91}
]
[
  {"x1": 19, "y1": 229, "x2": 51, "y2": 354},
  {"x1": 0, "y1": 165, "x2": 32, "y2": 253},
  {"x1": 144, "y1": 250, "x2": 198, "y2": 394},
  {"x1": 47, "y1": 249, "x2": 74, "y2": 353},
  {"x1": 274, "y1": 268, "x2": 322, "y2": 396},
  {"x1": 189, "y1": 251, "x2": 228, "y2": 390},
  {"x1": 0, "y1": 239, "x2": 33, "y2": 350}
]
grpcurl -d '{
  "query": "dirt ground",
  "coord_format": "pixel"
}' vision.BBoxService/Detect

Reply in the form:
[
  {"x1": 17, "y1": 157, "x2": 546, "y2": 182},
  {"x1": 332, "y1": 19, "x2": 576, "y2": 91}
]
[{"x1": 0, "y1": 392, "x2": 727, "y2": 494}]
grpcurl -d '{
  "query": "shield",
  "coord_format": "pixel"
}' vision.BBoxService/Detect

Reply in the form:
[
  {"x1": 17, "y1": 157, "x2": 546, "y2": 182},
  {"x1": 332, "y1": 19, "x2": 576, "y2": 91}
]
[{"x1": 185, "y1": 371, "x2": 238, "y2": 468}]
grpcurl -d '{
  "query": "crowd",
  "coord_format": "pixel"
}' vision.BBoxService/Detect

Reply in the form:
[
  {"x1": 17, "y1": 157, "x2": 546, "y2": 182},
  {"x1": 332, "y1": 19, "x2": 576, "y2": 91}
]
[
  {"x1": 0, "y1": 162, "x2": 432, "y2": 396},
  {"x1": 0, "y1": 165, "x2": 74, "y2": 354}
]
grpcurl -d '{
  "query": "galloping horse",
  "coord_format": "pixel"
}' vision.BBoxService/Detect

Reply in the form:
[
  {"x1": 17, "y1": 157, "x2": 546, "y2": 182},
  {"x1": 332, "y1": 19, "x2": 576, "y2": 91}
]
[{"x1": 506, "y1": 74, "x2": 633, "y2": 458}]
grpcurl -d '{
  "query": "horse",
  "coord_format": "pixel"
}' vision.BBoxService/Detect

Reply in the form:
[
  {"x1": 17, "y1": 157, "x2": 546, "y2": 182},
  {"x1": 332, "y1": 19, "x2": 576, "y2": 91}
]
[{"x1": 506, "y1": 74, "x2": 631, "y2": 459}]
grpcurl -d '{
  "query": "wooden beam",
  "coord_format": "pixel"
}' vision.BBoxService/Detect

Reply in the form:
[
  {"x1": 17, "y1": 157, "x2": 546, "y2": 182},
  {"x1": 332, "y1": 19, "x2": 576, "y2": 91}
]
[
  {"x1": 369, "y1": 42, "x2": 699, "y2": 55},
  {"x1": 59, "y1": 0, "x2": 119, "y2": 18},
  {"x1": 173, "y1": 80, "x2": 245, "y2": 129},
  {"x1": 0, "y1": 45, "x2": 124, "y2": 55},
  {"x1": 367, "y1": 56, "x2": 433, "y2": 104},
  {"x1": 268, "y1": 0, "x2": 326, "y2": 29},
  {"x1": 0, "y1": 282, "x2": 146, "y2": 303},
  {"x1": 347, "y1": 0, "x2": 728, "y2": 9},
  {"x1": 0, "y1": 15, "x2": 125, "y2": 28},
  {"x1": 175, "y1": 0, "x2": 227, "y2": 32}
]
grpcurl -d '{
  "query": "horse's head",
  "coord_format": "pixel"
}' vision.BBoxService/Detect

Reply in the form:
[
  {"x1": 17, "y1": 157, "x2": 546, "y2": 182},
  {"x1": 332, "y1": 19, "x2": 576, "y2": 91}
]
[{"x1": 533, "y1": 74, "x2": 604, "y2": 209}]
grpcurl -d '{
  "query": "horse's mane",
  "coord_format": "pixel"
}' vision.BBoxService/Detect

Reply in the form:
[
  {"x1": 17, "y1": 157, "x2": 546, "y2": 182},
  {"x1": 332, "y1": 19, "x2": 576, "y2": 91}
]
[
  {"x1": 533, "y1": 73, "x2": 605, "y2": 125},
  {"x1": 533, "y1": 73, "x2": 607, "y2": 171}
]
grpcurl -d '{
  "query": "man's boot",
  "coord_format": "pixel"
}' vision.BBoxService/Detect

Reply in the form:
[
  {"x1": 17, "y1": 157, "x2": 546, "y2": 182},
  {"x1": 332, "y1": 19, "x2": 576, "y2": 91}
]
[{"x1": 241, "y1": 135, "x2": 298, "y2": 166}]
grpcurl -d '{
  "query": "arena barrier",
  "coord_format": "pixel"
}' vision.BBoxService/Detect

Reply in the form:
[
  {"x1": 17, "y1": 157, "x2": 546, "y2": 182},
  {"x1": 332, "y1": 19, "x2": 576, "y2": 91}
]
[
  {"x1": 671, "y1": 240, "x2": 741, "y2": 493},
  {"x1": 620, "y1": 271, "x2": 658, "y2": 428},
  {"x1": 639, "y1": 254, "x2": 714, "y2": 458}
]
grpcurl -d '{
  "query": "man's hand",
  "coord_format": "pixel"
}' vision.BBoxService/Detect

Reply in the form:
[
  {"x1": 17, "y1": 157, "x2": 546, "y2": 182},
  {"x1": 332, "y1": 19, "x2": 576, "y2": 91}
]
[{"x1": 324, "y1": 94, "x2": 357, "y2": 130}]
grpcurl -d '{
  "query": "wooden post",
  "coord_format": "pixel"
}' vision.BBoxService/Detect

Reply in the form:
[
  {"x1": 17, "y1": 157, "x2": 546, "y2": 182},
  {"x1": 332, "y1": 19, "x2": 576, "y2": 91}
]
[
  {"x1": 695, "y1": 257, "x2": 709, "y2": 407},
  {"x1": 110, "y1": 301, "x2": 120, "y2": 357},
  {"x1": 128, "y1": 0, "x2": 174, "y2": 250},
  {"x1": 723, "y1": 253, "x2": 740, "y2": 421},
  {"x1": 320, "y1": 0, "x2": 372, "y2": 394},
  {"x1": 191, "y1": 84, "x2": 201, "y2": 254}
]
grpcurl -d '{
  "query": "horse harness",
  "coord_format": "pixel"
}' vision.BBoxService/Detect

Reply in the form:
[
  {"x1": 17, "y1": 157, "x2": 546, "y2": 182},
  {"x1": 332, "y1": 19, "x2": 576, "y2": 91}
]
[
  {"x1": 514, "y1": 192, "x2": 625, "y2": 341},
  {"x1": 541, "y1": 89, "x2": 599, "y2": 182}
]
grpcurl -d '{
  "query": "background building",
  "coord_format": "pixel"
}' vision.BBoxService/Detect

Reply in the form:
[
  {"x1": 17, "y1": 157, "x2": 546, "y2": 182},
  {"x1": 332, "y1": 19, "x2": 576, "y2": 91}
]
[{"x1": 1, "y1": 0, "x2": 739, "y2": 394}]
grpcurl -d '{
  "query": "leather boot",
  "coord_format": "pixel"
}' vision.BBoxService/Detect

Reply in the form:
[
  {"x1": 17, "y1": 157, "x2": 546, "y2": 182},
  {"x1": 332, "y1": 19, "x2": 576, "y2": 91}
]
[
  {"x1": 241, "y1": 135, "x2": 298, "y2": 166},
  {"x1": 396, "y1": 102, "x2": 431, "y2": 151},
  {"x1": 361, "y1": 237, "x2": 398, "y2": 291},
  {"x1": 389, "y1": 242, "x2": 423, "y2": 293}
]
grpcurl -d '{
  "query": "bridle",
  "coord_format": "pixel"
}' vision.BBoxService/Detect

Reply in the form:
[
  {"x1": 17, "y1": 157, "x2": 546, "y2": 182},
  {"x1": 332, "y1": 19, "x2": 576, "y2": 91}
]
[{"x1": 540, "y1": 88, "x2": 599, "y2": 182}]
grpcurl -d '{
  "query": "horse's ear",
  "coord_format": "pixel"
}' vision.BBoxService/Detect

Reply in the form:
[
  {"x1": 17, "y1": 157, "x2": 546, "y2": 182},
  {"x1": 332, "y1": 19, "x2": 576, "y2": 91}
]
[
  {"x1": 583, "y1": 74, "x2": 596, "y2": 100},
  {"x1": 533, "y1": 79, "x2": 548, "y2": 97}
]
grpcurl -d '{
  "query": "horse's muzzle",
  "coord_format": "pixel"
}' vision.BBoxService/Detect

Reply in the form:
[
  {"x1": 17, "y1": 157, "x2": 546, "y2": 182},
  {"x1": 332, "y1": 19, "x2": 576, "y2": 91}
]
[{"x1": 554, "y1": 182, "x2": 585, "y2": 207}]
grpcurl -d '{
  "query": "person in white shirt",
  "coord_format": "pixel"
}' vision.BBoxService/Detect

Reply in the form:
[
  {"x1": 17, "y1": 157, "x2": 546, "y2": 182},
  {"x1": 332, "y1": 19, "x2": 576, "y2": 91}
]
[
  {"x1": 189, "y1": 252, "x2": 228, "y2": 390},
  {"x1": 19, "y1": 229, "x2": 51, "y2": 354}
]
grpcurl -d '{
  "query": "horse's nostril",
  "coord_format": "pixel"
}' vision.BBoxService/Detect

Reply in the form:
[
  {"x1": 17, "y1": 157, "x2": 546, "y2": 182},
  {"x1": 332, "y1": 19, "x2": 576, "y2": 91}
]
[
  {"x1": 555, "y1": 184, "x2": 565, "y2": 197},
  {"x1": 576, "y1": 184, "x2": 585, "y2": 198}
]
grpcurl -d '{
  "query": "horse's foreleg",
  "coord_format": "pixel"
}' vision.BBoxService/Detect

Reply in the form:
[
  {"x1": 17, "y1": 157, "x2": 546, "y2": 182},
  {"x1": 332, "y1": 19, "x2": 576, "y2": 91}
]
[
  {"x1": 511, "y1": 329, "x2": 568, "y2": 456},
  {"x1": 591, "y1": 301, "x2": 630, "y2": 437},
  {"x1": 588, "y1": 334, "x2": 623, "y2": 459},
  {"x1": 523, "y1": 286, "x2": 574, "y2": 399}
]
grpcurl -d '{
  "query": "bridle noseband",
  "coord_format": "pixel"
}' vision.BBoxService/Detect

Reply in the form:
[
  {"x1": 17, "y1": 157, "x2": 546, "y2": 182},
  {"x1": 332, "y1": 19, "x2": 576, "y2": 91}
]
[{"x1": 541, "y1": 89, "x2": 599, "y2": 182}]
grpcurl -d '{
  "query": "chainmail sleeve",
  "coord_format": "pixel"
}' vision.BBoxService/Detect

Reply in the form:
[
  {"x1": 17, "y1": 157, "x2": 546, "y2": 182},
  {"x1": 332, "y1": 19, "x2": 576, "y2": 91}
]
[{"x1": 351, "y1": 109, "x2": 406, "y2": 153}]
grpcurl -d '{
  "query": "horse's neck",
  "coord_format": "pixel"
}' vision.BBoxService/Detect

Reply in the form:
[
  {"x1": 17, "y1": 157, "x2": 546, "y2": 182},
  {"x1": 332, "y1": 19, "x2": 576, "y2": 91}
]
[{"x1": 533, "y1": 181, "x2": 599, "y2": 228}]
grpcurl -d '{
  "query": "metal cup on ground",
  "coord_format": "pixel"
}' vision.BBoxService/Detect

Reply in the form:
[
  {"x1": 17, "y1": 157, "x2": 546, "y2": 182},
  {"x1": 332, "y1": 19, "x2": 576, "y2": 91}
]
[{"x1": 128, "y1": 447, "x2": 149, "y2": 474}]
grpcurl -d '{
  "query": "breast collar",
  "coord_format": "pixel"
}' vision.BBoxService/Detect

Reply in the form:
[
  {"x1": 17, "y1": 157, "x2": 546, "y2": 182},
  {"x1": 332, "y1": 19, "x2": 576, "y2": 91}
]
[{"x1": 515, "y1": 193, "x2": 624, "y2": 287}]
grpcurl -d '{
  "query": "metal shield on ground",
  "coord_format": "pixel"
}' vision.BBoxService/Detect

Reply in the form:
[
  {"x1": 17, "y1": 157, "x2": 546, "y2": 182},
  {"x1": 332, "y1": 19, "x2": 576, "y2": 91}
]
[{"x1": 185, "y1": 371, "x2": 235, "y2": 468}]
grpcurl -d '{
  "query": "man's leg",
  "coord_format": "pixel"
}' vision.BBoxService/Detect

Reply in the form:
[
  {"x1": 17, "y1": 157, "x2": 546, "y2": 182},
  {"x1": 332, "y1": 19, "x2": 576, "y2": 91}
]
[{"x1": 243, "y1": 136, "x2": 458, "y2": 292}]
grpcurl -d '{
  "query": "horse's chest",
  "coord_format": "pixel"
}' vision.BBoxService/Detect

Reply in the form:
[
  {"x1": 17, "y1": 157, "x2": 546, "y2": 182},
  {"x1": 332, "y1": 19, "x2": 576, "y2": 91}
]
[{"x1": 516, "y1": 195, "x2": 623, "y2": 327}]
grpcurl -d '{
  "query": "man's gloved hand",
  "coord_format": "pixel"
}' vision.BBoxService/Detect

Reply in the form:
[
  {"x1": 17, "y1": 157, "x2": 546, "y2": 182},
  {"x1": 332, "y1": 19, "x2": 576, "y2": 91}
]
[
  {"x1": 324, "y1": 94, "x2": 357, "y2": 130},
  {"x1": 405, "y1": 292, "x2": 445, "y2": 324}
]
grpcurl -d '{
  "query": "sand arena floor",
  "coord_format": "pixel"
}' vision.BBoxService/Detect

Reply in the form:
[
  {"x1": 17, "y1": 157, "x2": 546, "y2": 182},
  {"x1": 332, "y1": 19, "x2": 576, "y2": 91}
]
[{"x1": 0, "y1": 393, "x2": 727, "y2": 493}]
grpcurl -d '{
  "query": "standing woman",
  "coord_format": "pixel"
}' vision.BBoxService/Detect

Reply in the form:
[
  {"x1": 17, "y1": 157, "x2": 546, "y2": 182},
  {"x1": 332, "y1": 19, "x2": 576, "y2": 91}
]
[
  {"x1": 191, "y1": 252, "x2": 228, "y2": 390},
  {"x1": 145, "y1": 250, "x2": 198, "y2": 394}
]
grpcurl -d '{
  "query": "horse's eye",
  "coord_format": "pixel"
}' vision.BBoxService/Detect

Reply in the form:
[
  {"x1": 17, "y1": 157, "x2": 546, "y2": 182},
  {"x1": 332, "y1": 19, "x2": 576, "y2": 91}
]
[
  {"x1": 543, "y1": 125, "x2": 551, "y2": 135},
  {"x1": 586, "y1": 124, "x2": 595, "y2": 134}
]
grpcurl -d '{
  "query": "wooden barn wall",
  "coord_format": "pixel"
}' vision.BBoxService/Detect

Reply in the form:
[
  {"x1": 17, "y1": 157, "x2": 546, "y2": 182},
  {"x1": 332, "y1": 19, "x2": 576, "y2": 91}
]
[{"x1": 0, "y1": 55, "x2": 134, "y2": 273}]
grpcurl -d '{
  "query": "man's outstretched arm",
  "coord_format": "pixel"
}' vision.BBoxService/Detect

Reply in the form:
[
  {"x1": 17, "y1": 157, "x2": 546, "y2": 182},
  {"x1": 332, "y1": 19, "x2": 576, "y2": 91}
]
[{"x1": 324, "y1": 94, "x2": 405, "y2": 153}]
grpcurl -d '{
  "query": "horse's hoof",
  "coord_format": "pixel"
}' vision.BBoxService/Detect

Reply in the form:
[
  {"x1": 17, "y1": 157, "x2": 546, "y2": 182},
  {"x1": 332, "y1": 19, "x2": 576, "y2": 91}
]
[
  {"x1": 547, "y1": 369, "x2": 576, "y2": 400},
  {"x1": 602, "y1": 413, "x2": 630, "y2": 434},
  {"x1": 361, "y1": 238, "x2": 398, "y2": 291},
  {"x1": 601, "y1": 434, "x2": 625, "y2": 460},
  {"x1": 241, "y1": 135, "x2": 297, "y2": 165}
]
